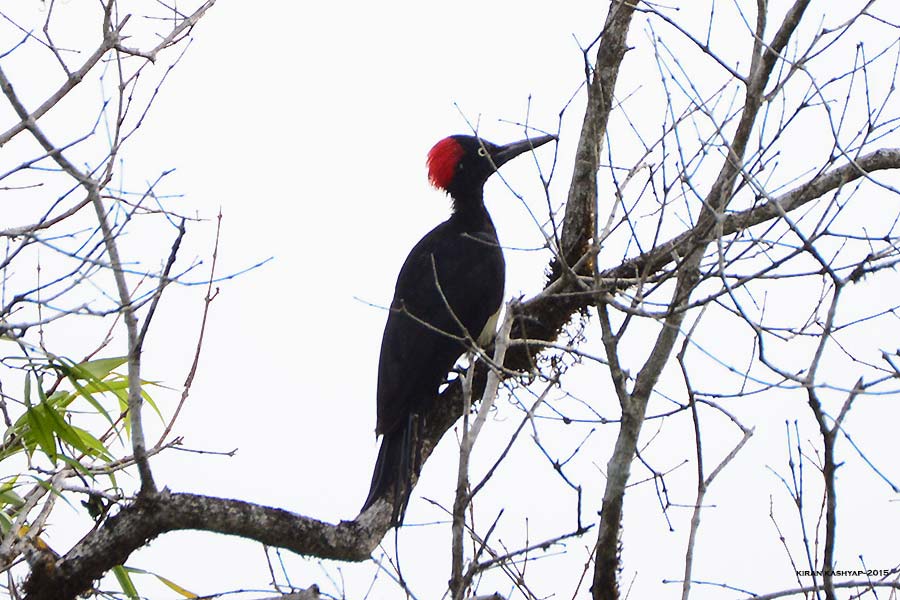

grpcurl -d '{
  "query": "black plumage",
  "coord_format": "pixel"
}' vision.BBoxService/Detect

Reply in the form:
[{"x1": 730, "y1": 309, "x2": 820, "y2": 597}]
[{"x1": 361, "y1": 134, "x2": 555, "y2": 524}]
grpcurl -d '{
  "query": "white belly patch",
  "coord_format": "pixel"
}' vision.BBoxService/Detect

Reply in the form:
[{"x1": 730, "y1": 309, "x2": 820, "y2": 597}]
[{"x1": 477, "y1": 307, "x2": 502, "y2": 346}]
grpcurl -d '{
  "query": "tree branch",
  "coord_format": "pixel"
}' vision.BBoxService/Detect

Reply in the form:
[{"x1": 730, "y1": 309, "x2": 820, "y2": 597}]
[
  {"x1": 556, "y1": 0, "x2": 638, "y2": 275},
  {"x1": 23, "y1": 490, "x2": 381, "y2": 600}
]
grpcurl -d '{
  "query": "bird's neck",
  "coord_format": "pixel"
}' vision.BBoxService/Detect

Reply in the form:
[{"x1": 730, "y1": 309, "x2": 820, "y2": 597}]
[{"x1": 450, "y1": 190, "x2": 494, "y2": 234}]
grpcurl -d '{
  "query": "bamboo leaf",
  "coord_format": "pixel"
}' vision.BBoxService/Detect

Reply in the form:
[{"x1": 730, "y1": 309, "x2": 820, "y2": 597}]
[
  {"x1": 125, "y1": 567, "x2": 198, "y2": 598},
  {"x1": 113, "y1": 565, "x2": 140, "y2": 600},
  {"x1": 26, "y1": 406, "x2": 56, "y2": 463},
  {"x1": 69, "y1": 356, "x2": 128, "y2": 381},
  {"x1": 69, "y1": 425, "x2": 114, "y2": 461}
]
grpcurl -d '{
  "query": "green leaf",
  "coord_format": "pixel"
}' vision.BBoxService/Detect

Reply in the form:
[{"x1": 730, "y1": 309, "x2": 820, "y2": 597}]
[
  {"x1": 26, "y1": 406, "x2": 57, "y2": 463},
  {"x1": 107, "y1": 470, "x2": 119, "y2": 493},
  {"x1": 37, "y1": 401, "x2": 101, "y2": 462},
  {"x1": 125, "y1": 567, "x2": 198, "y2": 598},
  {"x1": 113, "y1": 565, "x2": 140, "y2": 600},
  {"x1": 45, "y1": 390, "x2": 69, "y2": 405},
  {"x1": 141, "y1": 386, "x2": 164, "y2": 422},
  {"x1": 68, "y1": 425, "x2": 114, "y2": 461},
  {"x1": 0, "y1": 510, "x2": 12, "y2": 536},
  {"x1": 0, "y1": 487, "x2": 25, "y2": 509},
  {"x1": 69, "y1": 356, "x2": 128, "y2": 381},
  {"x1": 153, "y1": 574, "x2": 198, "y2": 598},
  {"x1": 50, "y1": 355, "x2": 125, "y2": 426},
  {"x1": 0, "y1": 436, "x2": 26, "y2": 463},
  {"x1": 63, "y1": 375, "x2": 116, "y2": 428},
  {"x1": 78, "y1": 379, "x2": 130, "y2": 395}
]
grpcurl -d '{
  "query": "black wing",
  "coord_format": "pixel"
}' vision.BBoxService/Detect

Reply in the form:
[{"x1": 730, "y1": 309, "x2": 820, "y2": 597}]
[{"x1": 375, "y1": 219, "x2": 505, "y2": 436}]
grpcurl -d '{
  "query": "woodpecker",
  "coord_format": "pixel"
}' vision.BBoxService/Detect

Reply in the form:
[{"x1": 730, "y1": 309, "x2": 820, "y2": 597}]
[{"x1": 361, "y1": 133, "x2": 555, "y2": 524}]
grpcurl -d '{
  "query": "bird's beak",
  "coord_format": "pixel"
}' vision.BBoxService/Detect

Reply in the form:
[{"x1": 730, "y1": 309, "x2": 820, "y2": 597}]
[{"x1": 490, "y1": 134, "x2": 556, "y2": 169}]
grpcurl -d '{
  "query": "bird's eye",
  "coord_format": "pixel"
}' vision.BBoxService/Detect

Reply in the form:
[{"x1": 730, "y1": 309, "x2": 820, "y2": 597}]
[{"x1": 477, "y1": 147, "x2": 488, "y2": 157}]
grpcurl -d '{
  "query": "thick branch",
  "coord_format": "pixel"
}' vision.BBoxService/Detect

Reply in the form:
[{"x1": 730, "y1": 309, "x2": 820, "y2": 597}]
[
  {"x1": 557, "y1": 0, "x2": 638, "y2": 274},
  {"x1": 592, "y1": 3, "x2": 814, "y2": 598},
  {"x1": 23, "y1": 490, "x2": 380, "y2": 600},
  {"x1": 602, "y1": 148, "x2": 900, "y2": 286},
  {"x1": 592, "y1": 257, "x2": 699, "y2": 600}
]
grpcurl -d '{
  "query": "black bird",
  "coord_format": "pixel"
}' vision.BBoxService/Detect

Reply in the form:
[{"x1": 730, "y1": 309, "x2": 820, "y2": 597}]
[{"x1": 361, "y1": 133, "x2": 555, "y2": 524}]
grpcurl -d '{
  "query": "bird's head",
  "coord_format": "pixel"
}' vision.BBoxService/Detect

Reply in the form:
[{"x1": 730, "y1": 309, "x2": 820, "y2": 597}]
[{"x1": 426, "y1": 133, "x2": 555, "y2": 200}]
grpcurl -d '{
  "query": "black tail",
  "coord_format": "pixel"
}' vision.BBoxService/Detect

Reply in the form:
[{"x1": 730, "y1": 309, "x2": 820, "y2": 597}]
[{"x1": 361, "y1": 415, "x2": 422, "y2": 526}]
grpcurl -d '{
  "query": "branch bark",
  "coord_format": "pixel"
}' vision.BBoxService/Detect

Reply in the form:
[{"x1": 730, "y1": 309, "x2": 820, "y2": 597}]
[
  {"x1": 556, "y1": 1, "x2": 637, "y2": 275},
  {"x1": 23, "y1": 491, "x2": 380, "y2": 600},
  {"x1": 591, "y1": 2, "x2": 813, "y2": 598}
]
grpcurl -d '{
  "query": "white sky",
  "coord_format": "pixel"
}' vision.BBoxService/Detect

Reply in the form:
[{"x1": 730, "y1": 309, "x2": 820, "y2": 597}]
[{"x1": 2, "y1": 1, "x2": 899, "y2": 599}]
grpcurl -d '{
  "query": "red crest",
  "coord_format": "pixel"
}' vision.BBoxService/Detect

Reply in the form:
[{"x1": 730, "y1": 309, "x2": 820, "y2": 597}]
[{"x1": 426, "y1": 137, "x2": 464, "y2": 191}]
